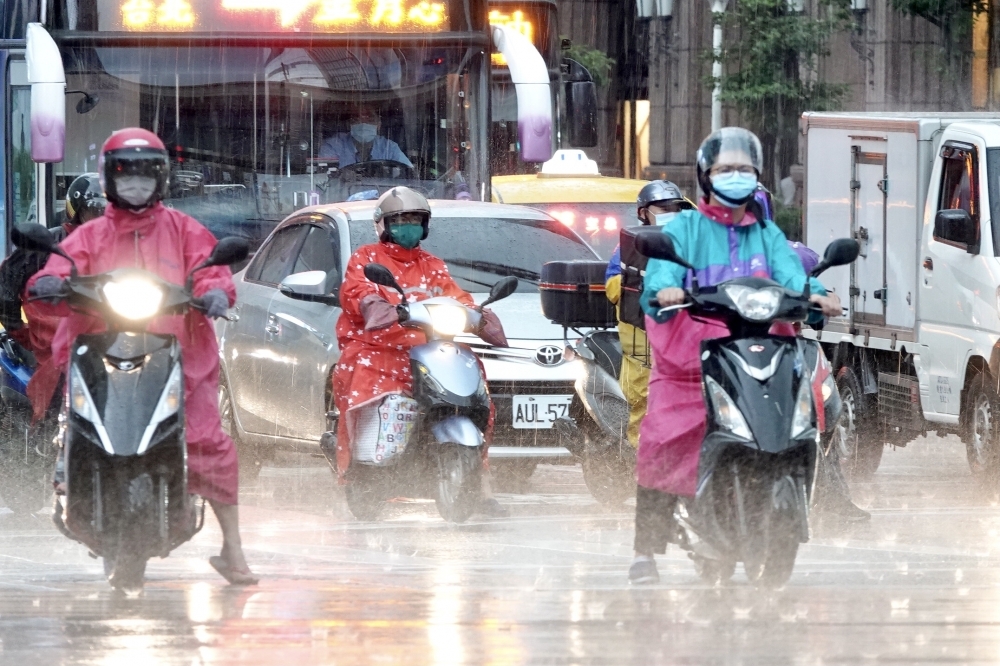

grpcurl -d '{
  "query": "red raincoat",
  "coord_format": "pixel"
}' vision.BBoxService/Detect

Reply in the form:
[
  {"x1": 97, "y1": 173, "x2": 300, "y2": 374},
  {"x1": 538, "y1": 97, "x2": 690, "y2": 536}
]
[
  {"x1": 27, "y1": 204, "x2": 240, "y2": 505},
  {"x1": 333, "y1": 240, "x2": 477, "y2": 475},
  {"x1": 23, "y1": 300, "x2": 63, "y2": 422}
]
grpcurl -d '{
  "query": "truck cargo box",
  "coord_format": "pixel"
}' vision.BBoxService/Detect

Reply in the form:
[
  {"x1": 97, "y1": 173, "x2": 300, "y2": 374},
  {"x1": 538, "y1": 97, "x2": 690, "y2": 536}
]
[
  {"x1": 540, "y1": 261, "x2": 616, "y2": 328},
  {"x1": 802, "y1": 112, "x2": 1000, "y2": 343}
]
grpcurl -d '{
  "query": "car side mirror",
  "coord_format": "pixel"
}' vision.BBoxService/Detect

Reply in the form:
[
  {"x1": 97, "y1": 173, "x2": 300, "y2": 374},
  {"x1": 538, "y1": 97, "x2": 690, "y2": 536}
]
[
  {"x1": 934, "y1": 209, "x2": 979, "y2": 254},
  {"x1": 280, "y1": 270, "x2": 339, "y2": 306},
  {"x1": 810, "y1": 238, "x2": 861, "y2": 277},
  {"x1": 364, "y1": 263, "x2": 406, "y2": 299},
  {"x1": 482, "y1": 276, "x2": 519, "y2": 308}
]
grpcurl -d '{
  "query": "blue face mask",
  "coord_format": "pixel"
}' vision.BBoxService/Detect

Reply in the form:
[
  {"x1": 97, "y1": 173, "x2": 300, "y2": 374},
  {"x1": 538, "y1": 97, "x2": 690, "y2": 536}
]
[
  {"x1": 351, "y1": 123, "x2": 378, "y2": 144},
  {"x1": 653, "y1": 212, "x2": 678, "y2": 226},
  {"x1": 711, "y1": 172, "x2": 759, "y2": 208}
]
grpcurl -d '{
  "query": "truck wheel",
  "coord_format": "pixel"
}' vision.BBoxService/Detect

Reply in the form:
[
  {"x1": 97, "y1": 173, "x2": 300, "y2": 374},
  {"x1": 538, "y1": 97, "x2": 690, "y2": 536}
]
[
  {"x1": 964, "y1": 374, "x2": 1000, "y2": 488},
  {"x1": 834, "y1": 367, "x2": 883, "y2": 480},
  {"x1": 435, "y1": 444, "x2": 482, "y2": 523}
]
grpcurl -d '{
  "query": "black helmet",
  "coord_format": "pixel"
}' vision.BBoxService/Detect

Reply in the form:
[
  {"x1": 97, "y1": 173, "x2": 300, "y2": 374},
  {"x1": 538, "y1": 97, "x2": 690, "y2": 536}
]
[
  {"x1": 99, "y1": 128, "x2": 170, "y2": 211},
  {"x1": 696, "y1": 127, "x2": 764, "y2": 207},
  {"x1": 65, "y1": 173, "x2": 106, "y2": 225},
  {"x1": 637, "y1": 180, "x2": 692, "y2": 224}
]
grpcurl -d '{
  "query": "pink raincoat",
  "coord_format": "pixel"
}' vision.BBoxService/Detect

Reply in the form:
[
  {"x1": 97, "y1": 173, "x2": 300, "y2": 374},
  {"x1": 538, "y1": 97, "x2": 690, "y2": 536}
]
[{"x1": 28, "y1": 204, "x2": 239, "y2": 505}]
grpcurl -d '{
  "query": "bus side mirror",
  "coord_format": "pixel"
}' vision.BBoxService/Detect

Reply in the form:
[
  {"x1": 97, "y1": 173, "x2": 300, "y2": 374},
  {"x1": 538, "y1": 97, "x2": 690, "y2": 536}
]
[
  {"x1": 564, "y1": 59, "x2": 598, "y2": 148},
  {"x1": 492, "y1": 24, "x2": 553, "y2": 163},
  {"x1": 26, "y1": 24, "x2": 65, "y2": 163}
]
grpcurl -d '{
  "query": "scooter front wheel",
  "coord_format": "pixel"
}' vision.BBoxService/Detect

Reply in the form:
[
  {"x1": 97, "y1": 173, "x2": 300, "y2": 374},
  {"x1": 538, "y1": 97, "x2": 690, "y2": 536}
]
[
  {"x1": 743, "y1": 531, "x2": 799, "y2": 588},
  {"x1": 435, "y1": 444, "x2": 482, "y2": 523},
  {"x1": 344, "y1": 466, "x2": 385, "y2": 521}
]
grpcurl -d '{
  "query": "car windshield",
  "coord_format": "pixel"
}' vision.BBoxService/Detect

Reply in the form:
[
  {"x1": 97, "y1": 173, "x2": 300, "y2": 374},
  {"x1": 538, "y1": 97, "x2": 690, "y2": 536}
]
[
  {"x1": 527, "y1": 203, "x2": 637, "y2": 258},
  {"x1": 52, "y1": 44, "x2": 487, "y2": 246},
  {"x1": 350, "y1": 215, "x2": 597, "y2": 292}
]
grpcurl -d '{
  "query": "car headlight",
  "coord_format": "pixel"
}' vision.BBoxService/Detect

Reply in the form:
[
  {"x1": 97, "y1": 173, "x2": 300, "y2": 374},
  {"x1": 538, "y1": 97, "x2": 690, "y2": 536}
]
[
  {"x1": 102, "y1": 276, "x2": 165, "y2": 321},
  {"x1": 723, "y1": 284, "x2": 782, "y2": 321},
  {"x1": 790, "y1": 379, "x2": 814, "y2": 438},
  {"x1": 705, "y1": 376, "x2": 752, "y2": 440},
  {"x1": 427, "y1": 304, "x2": 468, "y2": 336}
]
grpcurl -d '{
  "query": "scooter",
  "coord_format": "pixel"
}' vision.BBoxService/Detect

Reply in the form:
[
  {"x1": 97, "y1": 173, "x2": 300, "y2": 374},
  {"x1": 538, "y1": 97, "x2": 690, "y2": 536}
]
[
  {"x1": 342, "y1": 263, "x2": 517, "y2": 523},
  {"x1": 12, "y1": 223, "x2": 249, "y2": 592},
  {"x1": 637, "y1": 231, "x2": 858, "y2": 587},
  {"x1": 553, "y1": 330, "x2": 635, "y2": 504}
]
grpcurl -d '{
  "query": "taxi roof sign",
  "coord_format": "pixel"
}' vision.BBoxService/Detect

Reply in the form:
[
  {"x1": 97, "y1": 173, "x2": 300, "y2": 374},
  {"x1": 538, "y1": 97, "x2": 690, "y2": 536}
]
[{"x1": 539, "y1": 149, "x2": 600, "y2": 177}]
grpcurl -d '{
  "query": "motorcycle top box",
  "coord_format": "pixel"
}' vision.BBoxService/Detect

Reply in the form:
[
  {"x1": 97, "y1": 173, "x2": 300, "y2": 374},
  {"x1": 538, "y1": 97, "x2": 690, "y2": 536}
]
[{"x1": 539, "y1": 260, "x2": 617, "y2": 329}]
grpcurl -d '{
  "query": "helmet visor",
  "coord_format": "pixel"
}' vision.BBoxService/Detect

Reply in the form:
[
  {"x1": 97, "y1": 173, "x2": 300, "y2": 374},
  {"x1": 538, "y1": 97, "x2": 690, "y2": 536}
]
[{"x1": 698, "y1": 127, "x2": 764, "y2": 175}]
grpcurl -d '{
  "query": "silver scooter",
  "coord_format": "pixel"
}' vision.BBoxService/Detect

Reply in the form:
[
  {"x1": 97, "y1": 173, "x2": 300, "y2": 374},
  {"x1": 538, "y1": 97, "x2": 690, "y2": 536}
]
[{"x1": 342, "y1": 264, "x2": 517, "y2": 523}]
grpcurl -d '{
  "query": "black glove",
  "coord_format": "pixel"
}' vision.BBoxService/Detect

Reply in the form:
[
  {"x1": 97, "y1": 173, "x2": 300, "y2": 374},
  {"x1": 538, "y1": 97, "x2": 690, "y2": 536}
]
[
  {"x1": 200, "y1": 289, "x2": 230, "y2": 319},
  {"x1": 28, "y1": 276, "x2": 65, "y2": 303}
]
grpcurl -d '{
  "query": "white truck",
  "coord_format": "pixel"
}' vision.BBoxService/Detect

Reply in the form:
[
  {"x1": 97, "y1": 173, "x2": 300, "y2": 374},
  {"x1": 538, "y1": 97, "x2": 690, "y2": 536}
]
[{"x1": 802, "y1": 112, "x2": 1000, "y2": 482}]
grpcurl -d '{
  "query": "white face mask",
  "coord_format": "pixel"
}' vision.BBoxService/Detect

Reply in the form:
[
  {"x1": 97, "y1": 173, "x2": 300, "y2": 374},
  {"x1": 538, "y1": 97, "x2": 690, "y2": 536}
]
[
  {"x1": 115, "y1": 175, "x2": 157, "y2": 208},
  {"x1": 653, "y1": 212, "x2": 678, "y2": 226},
  {"x1": 350, "y1": 123, "x2": 378, "y2": 144}
]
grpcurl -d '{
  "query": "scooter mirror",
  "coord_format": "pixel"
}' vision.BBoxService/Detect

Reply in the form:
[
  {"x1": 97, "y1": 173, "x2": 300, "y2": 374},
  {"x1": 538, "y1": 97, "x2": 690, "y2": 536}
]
[
  {"x1": 811, "y1": 238, "x2": 860, "y2": 277},
  {"x1": 205, "y1": 237, "x2": 250, "y2": 268},
  {"x1": 635, "y1": 229, "x2": 695, "y2": 271},
  {"x1": 483, "y1": 276, "x2": 519, "y2": 307},
  {"x1": 364, "y1": 263, "x2": 406, "y2": 298},
  {"x1": 11, "y1": 223, "x2": 57, "y2": 254}
]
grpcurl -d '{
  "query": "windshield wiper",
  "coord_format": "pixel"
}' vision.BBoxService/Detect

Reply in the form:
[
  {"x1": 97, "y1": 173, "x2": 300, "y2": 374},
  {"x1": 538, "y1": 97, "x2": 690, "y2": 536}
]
[{"x1": 445, "y1": 259, "x2": 539, "y2": 283}]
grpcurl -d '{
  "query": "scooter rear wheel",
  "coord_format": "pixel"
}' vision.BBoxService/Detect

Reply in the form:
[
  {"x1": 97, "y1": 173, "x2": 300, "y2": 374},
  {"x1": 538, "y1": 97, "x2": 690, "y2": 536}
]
[
  {"x1": 435, "y1": 444, "x2": 482, "y2": 523},
  {"x1": 581, "y1": 442, "x2": 635, "y2": 505}
]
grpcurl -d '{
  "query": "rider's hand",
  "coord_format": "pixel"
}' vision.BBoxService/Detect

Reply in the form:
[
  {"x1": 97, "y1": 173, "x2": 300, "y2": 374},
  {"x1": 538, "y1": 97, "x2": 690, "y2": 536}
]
[
  {"x1": 201, "y1": 289, "x2": 230, "y2": 319},
  {"x1": 809, "y1": 292, "x2": 842, "y2": 317},
  {"x1": 477, "y1": 308, "x2": 508, "y2": 347},
  {"x1": 656, "y1": 287, "x2": 686, "y2": 307},
  {"x1": 28, "y1": 276, "x2": 65, "y2": 302},
  {"x1": 360, "y1": 294, "x2": 400, "y2": 331}
]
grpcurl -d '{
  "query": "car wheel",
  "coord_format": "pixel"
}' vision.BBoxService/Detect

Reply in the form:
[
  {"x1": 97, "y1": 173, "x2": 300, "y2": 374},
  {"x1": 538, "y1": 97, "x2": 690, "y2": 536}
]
[
  {"x1": 964, "y1": 373, "x2": 1000, "y2": 490},
  {"x1": 218, "y1": 377, "x2": 265, "y2": 482},
  {"x1": 834, "y1": 367, "x2": 883, "y2": 481}
]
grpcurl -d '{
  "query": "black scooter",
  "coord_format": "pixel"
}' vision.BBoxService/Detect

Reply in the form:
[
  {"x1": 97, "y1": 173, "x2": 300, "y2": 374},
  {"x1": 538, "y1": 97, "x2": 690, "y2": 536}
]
[
  {"x1": 13, "y1": 224, "x2": 248, "y2": 592},
  {"x1": 637, "y1": 232, "x2": 858, "y2": 587}
]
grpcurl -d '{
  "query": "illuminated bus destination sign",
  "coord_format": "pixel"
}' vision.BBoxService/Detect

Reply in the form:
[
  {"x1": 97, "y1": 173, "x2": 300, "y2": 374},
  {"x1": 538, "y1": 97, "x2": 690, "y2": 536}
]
[
  {"x1": 488, "y1": 9, "x2": 531, "y2": 66},
  {"x1": 117, "y1": 0, "x2": 448, "y2": 31}
]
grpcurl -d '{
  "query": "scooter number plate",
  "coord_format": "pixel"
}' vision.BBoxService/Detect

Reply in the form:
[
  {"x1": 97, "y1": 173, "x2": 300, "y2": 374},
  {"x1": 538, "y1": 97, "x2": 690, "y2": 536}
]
[{"x1": 512, "y1": 395, "x2": 573, "y2": 429}]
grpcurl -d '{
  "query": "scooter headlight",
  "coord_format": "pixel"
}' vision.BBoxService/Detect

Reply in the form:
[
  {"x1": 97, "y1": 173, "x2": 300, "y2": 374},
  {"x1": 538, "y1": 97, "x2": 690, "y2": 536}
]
[
  {"x1": 70, "y1": 364, "x2": 101, "y2": 423},
  {"x1": 821, "y1": 374, "x2": 836, "y2": 403},
  {"x1": 102, "y1": 276, "x2": 165, "y2": 321},
  {"x1": 426, "y1": 305, "x2": 468, "y2": 336},
  {"x1": 723, "y1": 285, "x2": 782, "y2": 321},
  {"x1": 791, "y1": 379, "x2": 815, "y2": 438},
  {"x1": 705, "y1": 376, "x2": 753, "y2": 441}
]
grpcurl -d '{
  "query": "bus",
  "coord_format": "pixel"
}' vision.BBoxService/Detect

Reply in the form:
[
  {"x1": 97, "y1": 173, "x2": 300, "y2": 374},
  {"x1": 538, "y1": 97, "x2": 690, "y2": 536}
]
[
  {"x1": 487, "y1": 0, "x2": 596, "y2": 176},
  {"x1": 1, "y1": 0, "x2": 569, "y2": 251}
]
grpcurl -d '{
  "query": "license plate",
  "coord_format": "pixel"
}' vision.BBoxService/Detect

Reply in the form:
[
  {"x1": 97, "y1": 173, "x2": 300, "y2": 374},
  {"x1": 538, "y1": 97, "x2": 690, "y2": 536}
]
[{"x1": 512, "y1": 395, "x2": 573, "y2": 429}]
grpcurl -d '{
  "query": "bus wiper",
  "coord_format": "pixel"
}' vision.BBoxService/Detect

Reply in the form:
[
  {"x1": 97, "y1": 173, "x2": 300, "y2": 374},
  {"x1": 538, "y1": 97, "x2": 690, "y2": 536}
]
[{"x1": 445, "y1": 259, "x2": 539, "y2": 283}]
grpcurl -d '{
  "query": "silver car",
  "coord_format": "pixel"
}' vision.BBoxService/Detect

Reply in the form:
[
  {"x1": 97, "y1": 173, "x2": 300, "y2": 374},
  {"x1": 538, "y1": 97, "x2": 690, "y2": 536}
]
[{"x1": 217, "y1": 200, "x2": 603, "y2": 485}]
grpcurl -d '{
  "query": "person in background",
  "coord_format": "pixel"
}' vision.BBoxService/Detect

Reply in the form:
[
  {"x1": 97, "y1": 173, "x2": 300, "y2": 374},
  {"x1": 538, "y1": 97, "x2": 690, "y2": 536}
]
[
  {"x1": 319, "y1": 106, "x2": 412, "y2": 168},
  {"x1": 604, "y1": 180, "x2": 694, "y2": 449}
]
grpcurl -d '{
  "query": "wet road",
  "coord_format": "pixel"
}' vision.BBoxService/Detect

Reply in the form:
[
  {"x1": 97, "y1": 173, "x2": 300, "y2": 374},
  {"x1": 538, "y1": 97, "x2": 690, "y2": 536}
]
[{"x1": 1, "y1": 435, "x2": 999, "y2": 665}]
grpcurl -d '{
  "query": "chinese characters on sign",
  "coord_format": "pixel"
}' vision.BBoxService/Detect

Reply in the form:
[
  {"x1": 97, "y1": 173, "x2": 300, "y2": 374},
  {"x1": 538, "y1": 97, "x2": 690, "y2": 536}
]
[
  {"x1": 488, "y1": 9, "x2": 533, "y2": 66},
  {"x1": 120, "y1": 0, "x2": 447, "y2": 30}
]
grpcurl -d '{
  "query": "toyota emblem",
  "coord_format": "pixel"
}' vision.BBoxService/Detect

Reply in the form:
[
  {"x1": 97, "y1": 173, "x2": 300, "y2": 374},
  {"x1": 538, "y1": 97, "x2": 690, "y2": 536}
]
[{"x1": 535, "y1": 345, "x2": 564, "y2": 366}]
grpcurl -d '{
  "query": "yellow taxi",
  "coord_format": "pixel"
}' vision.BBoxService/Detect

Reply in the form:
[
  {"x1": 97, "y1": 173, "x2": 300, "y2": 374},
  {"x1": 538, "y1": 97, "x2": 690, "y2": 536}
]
[{"x1": 491, "y1": 150, "x2": 647, "y2": 258}]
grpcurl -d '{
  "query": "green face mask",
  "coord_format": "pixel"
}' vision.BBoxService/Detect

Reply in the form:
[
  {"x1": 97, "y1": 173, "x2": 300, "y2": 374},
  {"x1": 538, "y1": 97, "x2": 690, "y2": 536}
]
[{"x1": 389, "y1": 223, "x2": 423, "y2": 249}]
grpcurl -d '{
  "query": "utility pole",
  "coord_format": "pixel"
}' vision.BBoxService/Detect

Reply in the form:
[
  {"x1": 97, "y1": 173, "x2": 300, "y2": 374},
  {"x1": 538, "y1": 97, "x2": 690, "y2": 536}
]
[{"x1": 710, "y1": 0, "x2": 729, "y2": 131}]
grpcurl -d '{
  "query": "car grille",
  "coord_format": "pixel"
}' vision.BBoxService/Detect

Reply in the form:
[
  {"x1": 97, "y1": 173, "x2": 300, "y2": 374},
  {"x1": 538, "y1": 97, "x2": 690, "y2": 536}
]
[{"x1": 488, "y1": 380, "x2": 577, "y2": 448}]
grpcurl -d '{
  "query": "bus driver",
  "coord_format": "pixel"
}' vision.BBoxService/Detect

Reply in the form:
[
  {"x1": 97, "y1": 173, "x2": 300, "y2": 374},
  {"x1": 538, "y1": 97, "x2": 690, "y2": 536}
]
[{"x1": 319, "y1": 106, "x2": 412, "y2": 168}]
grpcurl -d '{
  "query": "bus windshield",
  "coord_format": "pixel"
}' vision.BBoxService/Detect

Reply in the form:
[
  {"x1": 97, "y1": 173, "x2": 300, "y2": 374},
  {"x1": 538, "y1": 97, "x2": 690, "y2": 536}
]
[{"x1": 56, "y1": 43, "x2": 487, "y2": 244}]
